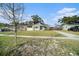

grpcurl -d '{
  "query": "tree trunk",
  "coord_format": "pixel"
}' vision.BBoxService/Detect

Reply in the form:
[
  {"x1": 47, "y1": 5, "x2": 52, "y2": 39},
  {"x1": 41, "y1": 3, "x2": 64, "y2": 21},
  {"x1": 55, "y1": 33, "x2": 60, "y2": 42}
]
[{"x1": 13, "y1": 3, "x2": 17, "y2": 52}]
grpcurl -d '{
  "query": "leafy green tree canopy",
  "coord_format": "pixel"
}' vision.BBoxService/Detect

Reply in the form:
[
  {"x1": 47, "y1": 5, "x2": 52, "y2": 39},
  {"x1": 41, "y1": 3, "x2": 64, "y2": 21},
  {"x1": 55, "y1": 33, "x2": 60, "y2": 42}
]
[
  {"x1": 0, "y1": 23, "x2": 5, "y2": 28},
  {"x1": 31, "y1": 15, "x2": 44, "y2": 24},
  {"x1": 58, "y1": 15, "x2": 79, "y2": 24}
]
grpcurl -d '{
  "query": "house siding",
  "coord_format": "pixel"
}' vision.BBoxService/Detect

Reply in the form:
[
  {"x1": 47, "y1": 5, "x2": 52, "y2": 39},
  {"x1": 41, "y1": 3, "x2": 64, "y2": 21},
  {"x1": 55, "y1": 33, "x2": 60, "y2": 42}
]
[
  {"x1": 32, "y1": 23, "x2": 46, "y2": 31},
  {"x1": 27, "y1": 27, "x2": 33, "y2": 31}
]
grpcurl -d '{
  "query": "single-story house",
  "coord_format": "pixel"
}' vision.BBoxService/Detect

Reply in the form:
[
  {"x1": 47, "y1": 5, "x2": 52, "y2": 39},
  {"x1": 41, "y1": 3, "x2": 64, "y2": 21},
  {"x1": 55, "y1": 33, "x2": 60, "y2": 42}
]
[
  {"x1": 32, "y1": 23, "x2": 47, "y2": 31},
  {"x1": 1, "y1": 23, "x2": 49, "y2": 31},
  {"x1": 26, "y1": 25, "x2": 33, "y2": 31},
  {"x1": 26, "y1": 23, "x2": 49, "y2": 31},
  {"x1": 62, "y1": 24, "x2": 79, "y2": 30}
]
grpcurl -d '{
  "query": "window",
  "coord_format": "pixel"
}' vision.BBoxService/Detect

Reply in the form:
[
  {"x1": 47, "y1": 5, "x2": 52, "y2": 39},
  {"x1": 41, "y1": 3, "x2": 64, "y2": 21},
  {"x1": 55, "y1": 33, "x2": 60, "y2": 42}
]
[
  {"x1": 35, "y1": 26, "x2": 38, "y2": 29},
  {"x1": 40, "y1": 26, "x2": 43, "y2": 30}
]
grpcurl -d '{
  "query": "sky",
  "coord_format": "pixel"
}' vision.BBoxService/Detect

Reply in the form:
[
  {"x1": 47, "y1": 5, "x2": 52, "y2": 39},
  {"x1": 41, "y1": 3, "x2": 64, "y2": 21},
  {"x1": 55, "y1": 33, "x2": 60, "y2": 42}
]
[{"x1": 0, "y1": 3, "x2": 79, "y2": 26}]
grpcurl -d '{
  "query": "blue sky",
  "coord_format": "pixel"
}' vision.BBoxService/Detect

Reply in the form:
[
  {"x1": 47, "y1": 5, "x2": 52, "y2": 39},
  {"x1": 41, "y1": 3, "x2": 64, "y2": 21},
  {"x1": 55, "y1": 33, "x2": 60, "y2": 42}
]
[{"x1": 0, "y1": 3, "x2": 79, "y2": 26}]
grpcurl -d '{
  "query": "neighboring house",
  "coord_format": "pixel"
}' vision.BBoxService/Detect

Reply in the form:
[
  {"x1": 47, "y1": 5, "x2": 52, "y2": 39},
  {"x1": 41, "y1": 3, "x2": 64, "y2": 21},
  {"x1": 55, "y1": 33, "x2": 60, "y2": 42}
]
[
  {"x1": 32, "y1": 23, "x2": 46, "y2": 31},
  {"x1": 27, "y1": 27, "x2": 33, "y2": 31},
  {"x1": 26, "y1": 23, "x2": 49, "y2": 31},
  {"x1": 6, "y1": 25, "x2": 15, "y2": 31},
  {"x1": 18, "y1": 25, "x2": 27, "y2": 31},
  {"x1": 27, "y1": 26, "x2": 33, "y2": 31},
  {"x1": 62, "y1": 24, "x2": 79, "y2": 30},
  {"x1": 2, "y1": 22, "x2": 49, "y2": 31},
  {"x1": 49, "y1": 27, "x2": 54, "y2": 30},
  {"x1": 5, "y1": 24, "x2": 27, "y2": 31}
]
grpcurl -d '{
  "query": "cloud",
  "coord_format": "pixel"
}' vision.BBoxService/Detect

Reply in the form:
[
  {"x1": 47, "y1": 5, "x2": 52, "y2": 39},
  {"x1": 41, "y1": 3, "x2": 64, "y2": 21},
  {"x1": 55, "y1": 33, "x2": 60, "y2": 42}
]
[
  {"x1": 0, "y1": 8, "x2": 32, "y2": 23},
  {"x1": 20, "y1": 14, "x2": 33, "y2": 22},
  {"x1": 57, "y1": 8, "x2": 79, "y2": 17},
  {"x1": 56, "y1": 7, "x2": 79, "y2": 19},
  {"x1": 50, "y1": 8, "x2": 79, "y2": 26},
  {"x1": 57, "y1": 8, "x2": 77, "y2": 14},
  {"x1": 0, "y1": 17, "x2": 10, "y2": 23},
  {"x1": 0, "y1": 9, "x2": 3, "y2": 16}
]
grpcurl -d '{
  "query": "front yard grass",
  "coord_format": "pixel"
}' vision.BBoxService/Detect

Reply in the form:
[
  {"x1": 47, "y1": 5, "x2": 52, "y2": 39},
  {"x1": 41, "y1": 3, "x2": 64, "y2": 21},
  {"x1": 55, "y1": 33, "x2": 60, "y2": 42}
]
[
  {"x1": 59, "y1": 39, "x2": 79, "y2": 55},
  {"x1": 0, "y1": 36, "x2": 16, "y2": 55},
  {"x1": 0, "y1": 30, "x2": 64, "y2": 37},
  {"x1": 0, "y1": 36, "x2": 79, "y2": 56},
  {"x1": 17, "y1": 30, "x2": 64, "y2": 37}
]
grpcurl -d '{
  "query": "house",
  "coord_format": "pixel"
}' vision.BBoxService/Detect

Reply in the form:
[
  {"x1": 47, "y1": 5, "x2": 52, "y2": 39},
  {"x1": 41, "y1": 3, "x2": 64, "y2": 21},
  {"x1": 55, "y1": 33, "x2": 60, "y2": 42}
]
[
  {"x1": 26, "y1": 25, "x2": 33, "y2": 31},
  {"x1": 62, "y1": 19, "x2": 79, "y2": 30},
  {"x1": 18, "y1": 24, "x2": 27, "y2": 31},
  {"x1": 26, "y1": 23, "x2": 49, "y2": 31},
  {"x1": 62, "y1": 24, "x2": 79, "y2": 30},
  {"x1": 49, "y1": 27, "x2": 54, "y2": 30},
  {"x1": 25, "y1": 20, "x2": 49, "y2": 31},
  {"x1": 32, "y1": 23, "x2": 47, "y2": 31},
  {"x1": 1, "y1": 22, "x2": 49, "y2": 31}
]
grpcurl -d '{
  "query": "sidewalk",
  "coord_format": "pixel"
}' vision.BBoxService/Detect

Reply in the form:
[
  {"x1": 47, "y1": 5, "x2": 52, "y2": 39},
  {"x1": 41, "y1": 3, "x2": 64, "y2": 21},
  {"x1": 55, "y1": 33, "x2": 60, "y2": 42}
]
[
  {"x1": 55, "y1": 31, "x2": 79, "y2": 38},
  {"x1": 0, "y1": 33, "x2": 79, "y2": 40}
]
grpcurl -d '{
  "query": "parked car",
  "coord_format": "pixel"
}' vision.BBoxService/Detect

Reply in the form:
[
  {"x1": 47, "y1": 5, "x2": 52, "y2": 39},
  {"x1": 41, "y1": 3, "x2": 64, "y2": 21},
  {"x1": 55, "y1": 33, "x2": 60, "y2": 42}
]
[
  {"x1": 0, "y1": 29, "x2": 1, "y2": 32},
  {"x1": 1, "y1": 28, "x2": 12, "y2": 32},
  {"x1": 68, "y1": 26, "x2": 79, "y2": 32}
]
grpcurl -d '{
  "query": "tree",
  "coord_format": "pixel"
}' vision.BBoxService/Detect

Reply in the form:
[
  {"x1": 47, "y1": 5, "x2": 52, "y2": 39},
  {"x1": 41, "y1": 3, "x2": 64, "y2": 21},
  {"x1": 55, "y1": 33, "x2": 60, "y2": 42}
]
[
  {"x1": 31, "y1": 15, "x2": 44, "y2": 24},
  {"x1": 27, "y1": 21, "x2": 34, "y2": 26},
  {"x1": 0, "y1": 23, "x2": 5, "y2": 28},
  {"x1": 0, "y1": 3, "x2": 24, "y2": 47},
  {"x1": 58, "y1": 15, "x2": 79, "y2": 24}
]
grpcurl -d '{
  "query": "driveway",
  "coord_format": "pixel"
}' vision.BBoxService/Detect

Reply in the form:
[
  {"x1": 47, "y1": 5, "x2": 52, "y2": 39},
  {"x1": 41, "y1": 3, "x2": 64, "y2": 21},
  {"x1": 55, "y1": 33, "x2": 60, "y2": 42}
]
[{"x1": 55, "y1": 31, "x2": 79, "y2": 38}]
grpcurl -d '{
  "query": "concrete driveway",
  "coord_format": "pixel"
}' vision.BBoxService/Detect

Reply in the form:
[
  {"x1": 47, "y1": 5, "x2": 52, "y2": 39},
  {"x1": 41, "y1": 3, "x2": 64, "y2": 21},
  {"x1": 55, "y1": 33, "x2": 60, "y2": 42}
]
[{"x1": 55, "y1": 31, "x2": 79, "y2": 38}]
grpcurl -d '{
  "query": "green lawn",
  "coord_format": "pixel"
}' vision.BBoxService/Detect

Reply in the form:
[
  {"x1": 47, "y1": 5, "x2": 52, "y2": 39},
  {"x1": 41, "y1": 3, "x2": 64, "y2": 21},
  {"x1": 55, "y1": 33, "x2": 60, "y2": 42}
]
[
  {"x1": 59, "y1": 39, "x2": 79, "y2": 55},
  {"x1": 0, "y1": 36, "x2": 16, "y2": 55},
  {"x1": 0, "y1": 31, "x2": 14, "y2": 35},
  {"x1": 0, "y1": 30, "x2": 64, "y2": 37},
  {"x1": 0, "y1": 36, "x2": 79, "y2": 56}
]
